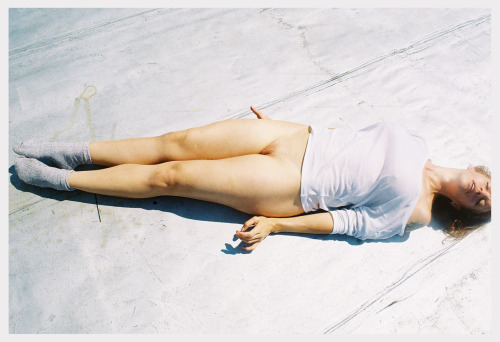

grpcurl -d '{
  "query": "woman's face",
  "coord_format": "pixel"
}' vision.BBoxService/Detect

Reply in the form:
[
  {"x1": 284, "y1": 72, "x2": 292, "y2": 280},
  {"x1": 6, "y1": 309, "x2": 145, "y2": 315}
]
[{"x1": 453, "y1": 167, "x2": 491, "y2": 213}]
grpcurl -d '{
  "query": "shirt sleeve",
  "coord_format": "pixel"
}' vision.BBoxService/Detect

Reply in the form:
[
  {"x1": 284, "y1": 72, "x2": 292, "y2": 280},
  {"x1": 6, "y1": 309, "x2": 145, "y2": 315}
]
[{"x1": 329, "y1": 206, "x2": 402, "y2": 240}]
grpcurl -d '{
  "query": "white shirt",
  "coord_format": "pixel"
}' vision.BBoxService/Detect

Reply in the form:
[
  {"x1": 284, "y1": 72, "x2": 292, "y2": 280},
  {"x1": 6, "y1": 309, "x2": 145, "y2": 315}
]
[{"x1": 300, "y1": 122, "x2": 428, "y2": 240}]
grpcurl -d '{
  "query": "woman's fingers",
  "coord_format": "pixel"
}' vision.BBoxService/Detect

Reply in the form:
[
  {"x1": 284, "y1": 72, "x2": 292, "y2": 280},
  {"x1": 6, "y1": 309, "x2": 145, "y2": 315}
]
[
  {"x1": 250, "y1": 106, "x2": 271, "y2": 120},
  {"x1": 242, "y1": 242, "x2": 260, "y2": 251},
  {"x1": 238, "y1": 218, "x2": 261, "y2": 242},
  {"x1": 237, "y1": 215, "x2": 276, "y2": 251},
  {"x1": 241, "y1": 216, "x2": 259, "y2": 232},
  {"x1": 236, "y1": 229, "x2": 261, "y2": 243},
  {"x1": 238, "y1": 232, "x2": 264, "y2": 243},
  {"x1": 236, "y1": 216, "x2": 272, "y2": 251}
]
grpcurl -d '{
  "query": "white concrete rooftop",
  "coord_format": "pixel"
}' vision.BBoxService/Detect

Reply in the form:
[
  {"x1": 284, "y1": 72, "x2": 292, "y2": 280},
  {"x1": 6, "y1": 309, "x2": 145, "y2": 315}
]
[{"x1": 8, "y1": 8, "x2": 492, "y2": 334}]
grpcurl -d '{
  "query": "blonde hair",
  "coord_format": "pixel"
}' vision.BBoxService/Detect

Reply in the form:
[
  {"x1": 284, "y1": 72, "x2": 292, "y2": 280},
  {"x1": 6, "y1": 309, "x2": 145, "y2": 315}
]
[{"x1": 431, "y1": 165, "x2": 491, "y2": 239}]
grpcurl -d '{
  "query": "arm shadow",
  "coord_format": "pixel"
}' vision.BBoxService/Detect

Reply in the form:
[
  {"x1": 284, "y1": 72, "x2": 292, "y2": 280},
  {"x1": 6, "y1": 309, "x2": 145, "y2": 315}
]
[
  {"x1": 220, "y1": 215, "x2": 423, "y2": 255},
  {"x1": 220, "y1": 229, "x2": 414, "y2": 255},
  {"x1": 278, "y1": 229, "x2": 412, "y2": 245},
  {"x1": 9, "y1": 164, "x2": 431, "y2": 255}
]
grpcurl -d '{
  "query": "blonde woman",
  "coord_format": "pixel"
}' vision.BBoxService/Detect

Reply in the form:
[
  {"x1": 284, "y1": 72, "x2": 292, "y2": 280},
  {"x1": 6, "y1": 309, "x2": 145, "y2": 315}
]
[{"x1": 14, "y1": 107, "x2": 491, "y2": 250}]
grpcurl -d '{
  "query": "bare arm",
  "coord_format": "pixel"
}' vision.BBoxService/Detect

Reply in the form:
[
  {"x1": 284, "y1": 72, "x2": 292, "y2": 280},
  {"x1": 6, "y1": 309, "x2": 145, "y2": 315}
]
[
  {"x1": 244, "y1": 106, "x2": 333, "y2": 250},
  {"x1": 235, "y1": 212, "x2": 334, "y2": 251}
]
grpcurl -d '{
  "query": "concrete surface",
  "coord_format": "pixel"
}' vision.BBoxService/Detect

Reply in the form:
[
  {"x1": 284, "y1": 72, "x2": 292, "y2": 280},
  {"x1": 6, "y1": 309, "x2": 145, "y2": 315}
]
[{"x1": 8, "y1": 8, "x2": 492, "y2": 333}]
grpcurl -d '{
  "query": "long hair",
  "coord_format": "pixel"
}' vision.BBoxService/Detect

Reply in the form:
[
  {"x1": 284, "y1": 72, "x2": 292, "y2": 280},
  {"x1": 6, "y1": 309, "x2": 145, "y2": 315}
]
[{"x1": 431, "y1": 166, "x2": 491, "y2": 239}]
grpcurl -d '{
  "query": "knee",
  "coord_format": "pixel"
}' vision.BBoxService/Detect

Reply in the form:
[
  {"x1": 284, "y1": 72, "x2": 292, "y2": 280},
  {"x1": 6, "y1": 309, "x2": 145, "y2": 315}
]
[
  {"x1": 159, "y1": 129, "x2": 196, "y2": 157},
  {"x1": 148, "y1": 162, "x2": 182, "y2": 190},
  {"x1": 167, "y1": 125, "x2": 205, "y2": 143}
]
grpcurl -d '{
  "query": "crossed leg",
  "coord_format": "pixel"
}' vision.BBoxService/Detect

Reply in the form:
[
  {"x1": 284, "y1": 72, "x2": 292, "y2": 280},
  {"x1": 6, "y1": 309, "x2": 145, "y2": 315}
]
[{"x1": 67, "y1": 119, "x2": 310, "y2": 217}]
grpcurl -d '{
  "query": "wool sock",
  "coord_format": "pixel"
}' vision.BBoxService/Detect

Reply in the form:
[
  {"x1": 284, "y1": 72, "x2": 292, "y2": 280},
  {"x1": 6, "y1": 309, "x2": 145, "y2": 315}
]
[
  {"x1": 13, "y1": 140, "x2": 92, "y2": 170},
  {"x1": 15, "y1": 158, "x2": 75, "y2": 191}
]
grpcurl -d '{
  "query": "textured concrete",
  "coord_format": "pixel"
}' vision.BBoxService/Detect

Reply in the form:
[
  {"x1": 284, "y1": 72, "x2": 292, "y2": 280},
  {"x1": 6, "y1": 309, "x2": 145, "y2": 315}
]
[{"x1": 9, "y1": 8, "x2": 491, "y2": 333}]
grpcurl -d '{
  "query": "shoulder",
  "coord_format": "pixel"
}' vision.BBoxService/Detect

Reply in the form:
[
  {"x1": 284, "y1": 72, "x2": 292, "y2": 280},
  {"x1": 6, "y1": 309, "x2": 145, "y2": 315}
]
[
  {"x1": 407, "y1": 200, "x2": 432, "y2": 227},
  {"x1": 406, "y1": 162, "x2": 433, "y2": 228},
  {"x1": 405, "y1": 201, "x2": 431, "y2": 235}
]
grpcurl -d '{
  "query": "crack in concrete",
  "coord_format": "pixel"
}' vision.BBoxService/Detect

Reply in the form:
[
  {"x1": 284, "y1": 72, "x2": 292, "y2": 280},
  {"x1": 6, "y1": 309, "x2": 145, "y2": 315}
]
[{"x1": 222, "y1": 13, "x2": 490, "y2": 121}]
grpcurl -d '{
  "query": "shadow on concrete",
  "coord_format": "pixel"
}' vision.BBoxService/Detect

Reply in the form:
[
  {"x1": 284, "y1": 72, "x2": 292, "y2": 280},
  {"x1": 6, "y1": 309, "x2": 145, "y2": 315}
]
[
  {"x1": 220, "y1": 210, "x2": 417, "y2": 254},
  {"x1": 220, "y1": 226, "x2": 414, "y2": 255},
  {"x1": 9, "y1": 164, "x2": 425, "y2": 255},
  {"x1": 9, "y1": 164, "x2": 250, "y2": 226}
]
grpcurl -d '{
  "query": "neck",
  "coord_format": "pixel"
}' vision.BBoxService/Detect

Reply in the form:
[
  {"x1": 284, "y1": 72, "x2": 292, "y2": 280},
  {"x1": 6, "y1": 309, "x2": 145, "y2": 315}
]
[{"x1": 423, "y1": 161, "x2": 462, "y2": 200}]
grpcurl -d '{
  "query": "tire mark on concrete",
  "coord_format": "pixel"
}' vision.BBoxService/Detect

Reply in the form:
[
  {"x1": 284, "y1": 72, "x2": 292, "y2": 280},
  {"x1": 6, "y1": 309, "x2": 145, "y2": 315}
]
[
  {"x1": 221, "y1": 14, "x2": 490, "y2": 120},
  {"x1": 322, "y1": 238, "x2": 462, "y2": 334},
  {"x1": 9, "y1": 9, "x2": 172, "y2": 59}
]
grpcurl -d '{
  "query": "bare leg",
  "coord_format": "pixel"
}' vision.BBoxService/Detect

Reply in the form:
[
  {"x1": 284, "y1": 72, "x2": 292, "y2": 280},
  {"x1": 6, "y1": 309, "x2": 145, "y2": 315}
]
[
  {"x1": 89, "y1": 119, "x2": 307, "y2": 166},
  {"x1": 68, "y1": 154, "x2": 305, "y2": 217},
  {"x1": 69, "y1": 124, "x2": 310, "y2": 216}
]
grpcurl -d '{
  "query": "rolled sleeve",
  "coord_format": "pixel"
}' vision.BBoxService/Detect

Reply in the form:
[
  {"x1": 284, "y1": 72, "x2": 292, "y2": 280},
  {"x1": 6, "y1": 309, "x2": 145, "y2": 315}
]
[{"x1": 329, "y1": 206, "x2": 390, "y2": 240}]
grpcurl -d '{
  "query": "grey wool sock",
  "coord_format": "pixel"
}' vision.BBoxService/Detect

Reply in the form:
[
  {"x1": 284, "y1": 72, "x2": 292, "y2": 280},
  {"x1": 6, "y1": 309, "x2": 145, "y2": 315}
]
[
  {"x1": 13, "y1": 140, "x2": 92, "y2": 170},
  {"x1": 15, "y1": 158, "x2": 75, "y2": 191}
]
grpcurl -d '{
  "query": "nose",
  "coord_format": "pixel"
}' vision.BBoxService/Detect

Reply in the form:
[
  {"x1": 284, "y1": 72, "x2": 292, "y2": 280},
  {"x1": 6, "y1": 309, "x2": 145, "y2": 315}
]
[
  {"x1": 475, "y1": 185, "x2": 482, "y2": 195},
  {"x1": 475, "y1": 184, "x2": 491, "y2": 201}
]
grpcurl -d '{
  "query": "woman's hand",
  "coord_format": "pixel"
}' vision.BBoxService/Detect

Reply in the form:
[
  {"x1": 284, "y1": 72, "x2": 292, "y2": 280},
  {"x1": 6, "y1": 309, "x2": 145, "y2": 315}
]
[
  {"x1": 250, "y1": 106, "x2": 271, "y2": 120},
  {"x1": 236, "y1": 216, "x2": 277, "y2": 251}
]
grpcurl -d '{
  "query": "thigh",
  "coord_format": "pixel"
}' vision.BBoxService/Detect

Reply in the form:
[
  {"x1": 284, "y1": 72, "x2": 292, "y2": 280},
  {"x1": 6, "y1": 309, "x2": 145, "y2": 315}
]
[
  {"x1": 174, "y1": 119, "x2": 308, "y2": 160},
  {"x1": 168, "y1": 154, "x2": 305, "y2": 217},
  {"x1": 262, "y1": 125, "x2": 311, "y2": 170}
]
